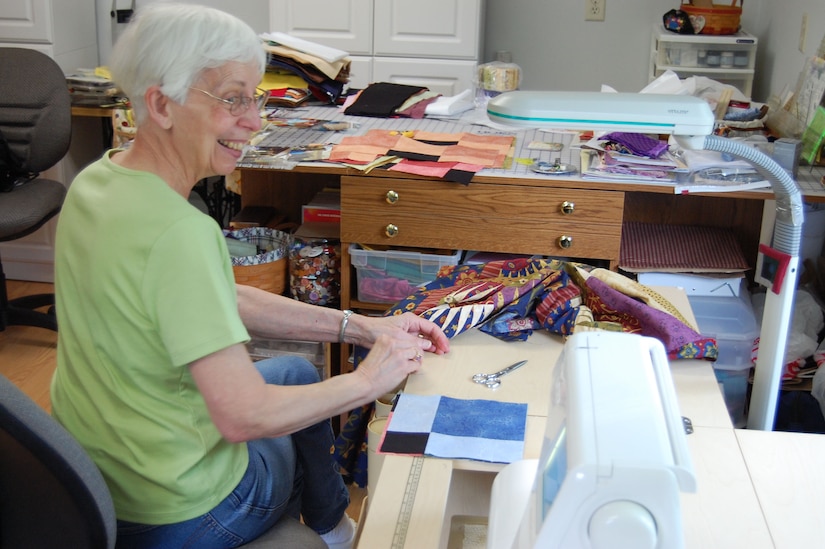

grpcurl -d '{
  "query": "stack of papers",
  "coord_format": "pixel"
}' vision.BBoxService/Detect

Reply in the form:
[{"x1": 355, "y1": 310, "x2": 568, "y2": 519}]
[
  {"x1": 675, "y1": 149, "x2": 770, "y2": 194},
  {"x1": 66, "y1": 70, "x2": 124, "y2": 106},
  {"x1": 581, "y1": 134, "x2": 684, "y2": 183}
]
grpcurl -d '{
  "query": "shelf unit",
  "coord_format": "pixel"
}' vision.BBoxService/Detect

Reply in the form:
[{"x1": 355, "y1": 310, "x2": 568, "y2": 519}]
[{"x1": 649, "y1": 24, "x2": 758, "y2": 98}]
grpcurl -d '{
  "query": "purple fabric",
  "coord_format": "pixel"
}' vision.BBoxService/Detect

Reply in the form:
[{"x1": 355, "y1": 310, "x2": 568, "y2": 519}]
[
  {"x1": 585, "y1": 276, "x2": 703, "y2": 354},
  {"x1": 603, "y1": 131, "x2": 668, "y2": 158}
]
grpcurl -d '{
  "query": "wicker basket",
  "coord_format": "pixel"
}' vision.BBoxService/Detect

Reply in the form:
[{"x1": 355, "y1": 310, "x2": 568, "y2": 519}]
[
  {"x1": 681, "y1": 1, "x2": 741, "y2": 35},
  {"x1": 225, "y1": 227, "x2": 290, "y2": 295}
]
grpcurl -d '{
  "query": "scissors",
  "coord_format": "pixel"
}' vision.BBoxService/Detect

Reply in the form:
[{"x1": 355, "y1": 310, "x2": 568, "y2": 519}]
[{"x1": 472, "y1": 360, "x2": 528, "y2": 389}]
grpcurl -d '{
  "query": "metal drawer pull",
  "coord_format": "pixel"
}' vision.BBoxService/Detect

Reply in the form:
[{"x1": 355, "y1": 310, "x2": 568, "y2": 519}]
[
  {"x1": 558, "y1": 235, "x2": 573, "y2": 249},
  {"x1": 385, "y1": 224, "x2": 399, "y2": 238},
  {"x1": 385, "y1": 190, "x2": 399, "y2": 204},
  {"x1": 560, "y1": 201, "x2": 575, "y2": 215}
]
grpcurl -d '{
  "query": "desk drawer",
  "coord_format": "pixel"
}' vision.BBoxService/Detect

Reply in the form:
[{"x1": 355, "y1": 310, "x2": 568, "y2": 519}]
[{"x1": 341, "y1": 176, "x2": 624, "y2": 260}]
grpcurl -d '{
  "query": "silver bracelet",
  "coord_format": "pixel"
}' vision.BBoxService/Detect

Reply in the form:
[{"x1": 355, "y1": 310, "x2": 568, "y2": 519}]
[{"x1": 339, "y1": 309, "x2": 354, "y2": 343}]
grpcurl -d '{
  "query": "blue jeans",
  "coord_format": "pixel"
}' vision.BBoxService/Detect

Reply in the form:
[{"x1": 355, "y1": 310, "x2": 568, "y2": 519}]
[{"x1": 116, "y1": 356, "x2": 350, "y2": 548}]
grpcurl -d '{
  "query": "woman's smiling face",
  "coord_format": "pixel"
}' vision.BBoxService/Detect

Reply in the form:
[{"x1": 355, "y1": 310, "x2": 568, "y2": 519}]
[{"x1": 178, "y1": 61, "x2": 263, "y2": 179}]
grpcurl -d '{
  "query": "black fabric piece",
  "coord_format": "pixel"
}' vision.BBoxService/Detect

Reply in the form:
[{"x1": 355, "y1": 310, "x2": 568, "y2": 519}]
[
  {"x1": 416, "y1": 139, "x2": 461, "y2": 146},
  {"x1": 386, "y1": 150, "x2": 441, "y2": 163},
  {"x1": 344, "y1": 82, "x2": 428, "y2": 117},
  {"x1": 379, "y1": 432, "x2": 429, "y2": 455},
  {"x1": 444, "y1": 169, "x2": 475, "y2": 185}
]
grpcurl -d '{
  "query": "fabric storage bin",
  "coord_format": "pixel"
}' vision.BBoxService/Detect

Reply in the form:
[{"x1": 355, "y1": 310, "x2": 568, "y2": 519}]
[
  {"x1": 349, "y1": 244, "x2": 462, "y2": 304},
  {"x1": 688, "y1": 293, "x2": 759, "y2": 427},
  {"x1": 225, "y1": 227, "x2": 290, "y2": 295}
]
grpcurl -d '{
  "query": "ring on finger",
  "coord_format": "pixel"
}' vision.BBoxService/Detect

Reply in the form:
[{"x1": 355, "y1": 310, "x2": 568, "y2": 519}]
[{"x1": 414, "y1": 351, "x2": 422, "y2": 362}]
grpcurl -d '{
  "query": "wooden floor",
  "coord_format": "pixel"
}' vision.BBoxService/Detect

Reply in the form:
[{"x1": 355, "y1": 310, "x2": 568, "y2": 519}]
[
  {"x1": 1, "y1": 280, "x2": 58, "y2": 412},
  {"x1": 1, "y1": 279, "x2": 366, "y2": 521}
]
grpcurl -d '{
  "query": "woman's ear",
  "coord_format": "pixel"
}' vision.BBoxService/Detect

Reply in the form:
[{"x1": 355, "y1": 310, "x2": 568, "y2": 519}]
[{"x1": 144, "y1": 85, "x2": 174, "y2": 130}]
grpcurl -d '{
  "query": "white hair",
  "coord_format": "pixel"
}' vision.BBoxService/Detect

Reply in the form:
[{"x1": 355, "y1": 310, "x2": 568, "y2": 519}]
[{"x1": 109, "y1": 2, "x2": 266, "y2": 124}]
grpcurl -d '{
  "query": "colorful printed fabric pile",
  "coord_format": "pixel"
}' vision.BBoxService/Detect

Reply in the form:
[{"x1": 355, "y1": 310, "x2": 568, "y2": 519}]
[{"x1": 333, "y1": 257, "x2": 718, "y2": 487}]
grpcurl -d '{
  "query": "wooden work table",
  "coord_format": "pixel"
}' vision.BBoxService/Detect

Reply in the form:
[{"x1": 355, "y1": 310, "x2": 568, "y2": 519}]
[
  {"x1": 236, "y1": 116, "x2": 823, "y2": 379},
  {"x1": 353, "y1": 288, "x2": 823, "y2": 549},
  {"x1": 235, "y1": 106, "x2": 825, "y2": 396},
  {"x1": 238, "y1": 164, "x2": 768, "y2": 379}
]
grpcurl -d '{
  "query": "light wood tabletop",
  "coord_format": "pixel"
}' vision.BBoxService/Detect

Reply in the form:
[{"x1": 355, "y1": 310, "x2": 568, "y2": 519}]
[{"x1": 356, "y1": 287, "x2": 814, "y2": 549}]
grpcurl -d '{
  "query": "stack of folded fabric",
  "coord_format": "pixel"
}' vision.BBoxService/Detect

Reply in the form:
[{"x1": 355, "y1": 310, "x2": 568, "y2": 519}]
[{"x1": 260, "y1": 32, "x2": 351, "y2": 104}]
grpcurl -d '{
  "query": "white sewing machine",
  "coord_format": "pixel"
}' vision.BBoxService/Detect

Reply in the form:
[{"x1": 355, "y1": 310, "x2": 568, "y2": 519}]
[{"x1": 486, "y1": 331, "x2": 696, "y2": 549}]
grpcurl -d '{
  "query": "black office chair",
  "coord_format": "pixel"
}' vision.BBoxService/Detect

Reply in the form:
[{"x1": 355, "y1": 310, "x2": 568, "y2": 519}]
[
  {"x1": 0, "y1": 47, "x2": 71, "y2": 332},
  {"x1": 0, "y1": 373, "x2": 327, "y2": 548}
]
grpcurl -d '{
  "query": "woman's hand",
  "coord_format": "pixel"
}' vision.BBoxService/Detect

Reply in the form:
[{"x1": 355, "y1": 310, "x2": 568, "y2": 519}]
[
  {"x1": 354, "y1": 333, "x2": 431, "y2": 398},
  {"x1": 350, "y1": 312, "x2": 450, "y2": 357}
]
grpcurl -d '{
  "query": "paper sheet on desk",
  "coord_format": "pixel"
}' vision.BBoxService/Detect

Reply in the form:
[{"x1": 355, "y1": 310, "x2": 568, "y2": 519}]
[{"x1": 378, "y1": 393, "x2": 527, "y2": 464}]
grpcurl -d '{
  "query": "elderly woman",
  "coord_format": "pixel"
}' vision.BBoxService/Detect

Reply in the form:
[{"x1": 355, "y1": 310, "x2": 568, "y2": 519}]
[{"x1": 50, "y1": 4, "x2": 449, "y2": 548}]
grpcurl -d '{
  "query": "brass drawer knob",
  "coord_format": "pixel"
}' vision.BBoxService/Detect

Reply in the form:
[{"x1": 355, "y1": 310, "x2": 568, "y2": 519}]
[
  {"x1": 385, "y1": 190, "x2": 399, "y2": 204},
  {"x1": 385, "y1": 224, "x2": 399, "y2": 238},
  {"x1": 558, "y1": 235, "x2": 573, "y2": 249},
  {"x1": 560, "y1": 201, "x2": 575, "y2": 215}
]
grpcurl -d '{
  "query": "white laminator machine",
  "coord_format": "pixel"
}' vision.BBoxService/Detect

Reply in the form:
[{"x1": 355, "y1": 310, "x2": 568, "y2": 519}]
[
  {"x1": 486, "y1": 91, "x2": 715, "y2": 148},
  {"x1": 487, "y1": 331, "x2": 696, "y2": 549}
]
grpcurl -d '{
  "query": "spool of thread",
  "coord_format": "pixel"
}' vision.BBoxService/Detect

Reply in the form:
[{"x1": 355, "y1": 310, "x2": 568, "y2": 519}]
[
  {"x1": 367, "y1": 417, "x2": 388, "y2": 494},
  {"x1": 478, "y1": 62, "x2": 521, "y2": 93},
  {"x1": 475, "y1": 51, "x2": 522, "y2": 107}
]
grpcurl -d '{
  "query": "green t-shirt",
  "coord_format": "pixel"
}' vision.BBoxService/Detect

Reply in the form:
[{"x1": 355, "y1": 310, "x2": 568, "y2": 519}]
[{"x1": 51, "y1": 152, "x2": 250, "y2": 524}]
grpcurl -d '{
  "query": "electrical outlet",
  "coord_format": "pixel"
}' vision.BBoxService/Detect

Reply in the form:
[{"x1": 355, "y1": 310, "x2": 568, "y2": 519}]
[
  {"x1": 799, "y1": 13, "x2": 808, "y2": 53},
  {"x1": 585, "y1": 0, "x2": 605, "y2": 22}
]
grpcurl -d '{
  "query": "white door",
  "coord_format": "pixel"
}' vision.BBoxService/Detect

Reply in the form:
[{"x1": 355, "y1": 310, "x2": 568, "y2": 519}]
[{"x1": 0, "y1": 0, "x2": 51, "y2": 43}]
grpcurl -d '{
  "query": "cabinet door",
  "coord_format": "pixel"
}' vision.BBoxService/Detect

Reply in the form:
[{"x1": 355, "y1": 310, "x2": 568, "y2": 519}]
[
  {"x1": 373, "y1": 0, "x2": 482, "y2": 59},
  {"x1": 0, "y1": 0, "x2": 51, "y2": 43},
  {"x1": 372, "y1": 57, "x2": 475, "y2": 96},
  {"x1": 269, "y1": 0, "x2": 372, "y2": 55}
]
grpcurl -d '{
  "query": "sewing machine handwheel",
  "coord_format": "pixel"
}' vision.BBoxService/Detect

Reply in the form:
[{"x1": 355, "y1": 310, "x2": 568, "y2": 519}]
[{"x1": 588, "y1": 501, "x2": 657, "y2": 549}]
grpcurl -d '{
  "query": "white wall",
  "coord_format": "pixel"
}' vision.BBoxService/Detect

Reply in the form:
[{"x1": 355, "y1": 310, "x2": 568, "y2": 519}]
[
  {"x1": 754, "y1": 0, "x2": 825, "y2": 101},
  {"x1": 92, "y1": 0, "x2": 825, "y2": 104},
  {"x1": 483, "y1": 0, "x2": 825, "y2": 103},
  {"x1": 95, "y1": 0, "x2": 269, "y2": 66}
]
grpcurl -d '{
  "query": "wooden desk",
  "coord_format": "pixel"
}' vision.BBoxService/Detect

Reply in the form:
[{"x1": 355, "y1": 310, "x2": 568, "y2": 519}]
[
  {"x1": 70, "y1": 105, "x2": 116, "y2": 149},
  {"x1": 236, "y1": 108, "x2": 824, "y2": 378}
]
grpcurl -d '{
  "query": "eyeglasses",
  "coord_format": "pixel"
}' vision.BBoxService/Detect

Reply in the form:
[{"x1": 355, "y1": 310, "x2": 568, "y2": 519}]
[{"x1": 189, "y1": 87, "x2": 269, "y2": 116}]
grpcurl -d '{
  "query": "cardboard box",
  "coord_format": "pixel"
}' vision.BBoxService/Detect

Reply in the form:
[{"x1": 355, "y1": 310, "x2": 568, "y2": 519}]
[{"x1": 302, "y1": 190, "x2": 341, "y2": 224}]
